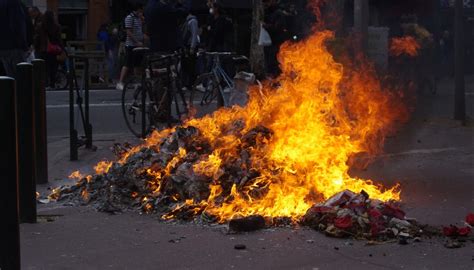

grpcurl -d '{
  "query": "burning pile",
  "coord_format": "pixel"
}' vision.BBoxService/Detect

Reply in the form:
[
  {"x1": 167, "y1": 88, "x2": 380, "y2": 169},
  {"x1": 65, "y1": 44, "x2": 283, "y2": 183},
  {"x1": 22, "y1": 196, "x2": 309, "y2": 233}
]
[{"x1": 50, "y1": 4, "x2": 414, "y2": 240}]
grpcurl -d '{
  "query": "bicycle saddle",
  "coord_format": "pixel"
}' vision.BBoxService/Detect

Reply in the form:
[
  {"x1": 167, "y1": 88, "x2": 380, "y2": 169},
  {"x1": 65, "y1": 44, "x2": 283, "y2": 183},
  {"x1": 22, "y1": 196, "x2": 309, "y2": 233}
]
[{"x1": 232, "y1": 55, "x2": 249, "y2": 65}]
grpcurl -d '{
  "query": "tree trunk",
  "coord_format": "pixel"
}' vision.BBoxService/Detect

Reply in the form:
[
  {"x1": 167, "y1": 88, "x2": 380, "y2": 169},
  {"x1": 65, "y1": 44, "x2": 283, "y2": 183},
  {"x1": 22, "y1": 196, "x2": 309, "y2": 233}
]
[{"x1": 249, "y1": 0, "x2": 265, "y2": 78}]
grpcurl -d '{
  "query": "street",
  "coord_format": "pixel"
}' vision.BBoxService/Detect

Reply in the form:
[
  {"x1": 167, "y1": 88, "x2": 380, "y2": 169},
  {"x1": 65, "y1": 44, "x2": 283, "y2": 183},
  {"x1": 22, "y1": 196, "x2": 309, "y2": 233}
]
[{"x1": 21, "y1": 77, "x2": 473, "y2": 269}]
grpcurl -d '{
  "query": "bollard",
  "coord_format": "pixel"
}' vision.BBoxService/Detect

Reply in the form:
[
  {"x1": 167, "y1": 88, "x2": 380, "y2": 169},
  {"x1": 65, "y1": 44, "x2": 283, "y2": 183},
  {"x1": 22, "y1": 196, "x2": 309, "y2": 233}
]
[
  {"x1": 84, "y1": 59, "x2": 93, "y2": 148},
  {"x1": 16, "y1": 63, "x2": 37, "y2": 224},
  {"x1": 32, "y1": 59, "x2": 48, "y2": 184},
  {"x1": 0, "y1": 76, "x2": 21, "y2": 270},
  {"x1": 69, "y1": 60, "x2": 78, "y2": 161}
]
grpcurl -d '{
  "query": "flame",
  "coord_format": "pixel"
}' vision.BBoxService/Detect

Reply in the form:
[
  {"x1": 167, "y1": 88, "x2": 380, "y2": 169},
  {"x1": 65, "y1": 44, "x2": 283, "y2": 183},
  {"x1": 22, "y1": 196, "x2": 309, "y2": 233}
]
[
  {"x1": 83, "y1": 1, "x2": 409, "y2": 222},
  {"x1": 94, "y1": 161, "x2": 113, "y2": 175},
  {"x1": 390, "y1": 36, "x2": 420, "y2": 57},
  {"x1": 69, "y1": 170, "x2": 83, "y2": 179}
]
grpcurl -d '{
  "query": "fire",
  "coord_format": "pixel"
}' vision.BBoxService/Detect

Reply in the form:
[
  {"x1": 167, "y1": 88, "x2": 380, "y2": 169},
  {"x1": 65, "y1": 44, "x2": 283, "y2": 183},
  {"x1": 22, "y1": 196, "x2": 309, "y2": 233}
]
[
  {"x1": 69, "y1": 170, "x2": 83, "y2": 179},
  {"x1": 390, "y1": 36, "x2": 420, "y2": 57},
  {"x1": 71, "y1": 1, "x2": 409, "y2": 223},
  {"x1": 94, "y1": 161, "x2": 113, "y2": 175}
]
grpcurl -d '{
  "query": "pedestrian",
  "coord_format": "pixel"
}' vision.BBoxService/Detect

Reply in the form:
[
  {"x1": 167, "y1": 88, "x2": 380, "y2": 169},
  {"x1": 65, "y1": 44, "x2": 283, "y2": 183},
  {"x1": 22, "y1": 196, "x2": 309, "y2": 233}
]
[
  {"x1": 107, "y1": 27, "x2": 120, "y2": 83},
  {"x1": 116, "y1": 3, "x2": 145, "y2": 91},
  {"x1": 144, "y1": 0, "x2": 187, "y2": 53},
  {"x1": 206, "y1": 3, "x2": 233, "y2": 52},
  {"x1": 34, "y1": 10, "x2": 63, "y2": 89},
  {"x1": 263, "y1": 0, "x2": 289, "y2": 77},
  {"x1": 181, "y1": 9, "x2": 200, "y2": 89},
  {"x1": 0, "y1": 0, "x2": 30, "y2": 77},
  {"x1": 28, "y1": 6, "x2": 42, "y2": 30}
]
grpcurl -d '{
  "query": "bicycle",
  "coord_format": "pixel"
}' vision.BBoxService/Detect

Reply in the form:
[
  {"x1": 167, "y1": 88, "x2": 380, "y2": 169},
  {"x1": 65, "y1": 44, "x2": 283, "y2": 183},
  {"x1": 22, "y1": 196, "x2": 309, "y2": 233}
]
[
  {"x1": 189, "y1": 51, "x2": 252, "y2": 110},
  {"x1": 121, "y1": 48, "x2": 189, "y2": 138}
]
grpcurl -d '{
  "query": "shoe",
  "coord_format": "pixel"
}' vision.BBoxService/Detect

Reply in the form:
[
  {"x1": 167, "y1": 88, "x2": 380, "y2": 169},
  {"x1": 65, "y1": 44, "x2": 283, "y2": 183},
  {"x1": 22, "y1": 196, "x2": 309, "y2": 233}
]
[
  {"x1": 116, "y1": 82, "x2": 124, "y2": 90},
  {"x1": 195, "y1": 84, "x2": 206, "y2": 92}
]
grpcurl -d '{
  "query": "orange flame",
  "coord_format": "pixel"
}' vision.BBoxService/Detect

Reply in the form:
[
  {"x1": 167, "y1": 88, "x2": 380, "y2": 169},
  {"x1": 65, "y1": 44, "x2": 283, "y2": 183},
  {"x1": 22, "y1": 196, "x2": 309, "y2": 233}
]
[
  {"x1": 87, "y1": 1, "x2": 409, "y2": 222},
  {"x1": 390, "y1": 36, "x2": 420, "y2": 57},
  {"x1": 94, "y1": 161, "x2": 113, "y2": 175}
]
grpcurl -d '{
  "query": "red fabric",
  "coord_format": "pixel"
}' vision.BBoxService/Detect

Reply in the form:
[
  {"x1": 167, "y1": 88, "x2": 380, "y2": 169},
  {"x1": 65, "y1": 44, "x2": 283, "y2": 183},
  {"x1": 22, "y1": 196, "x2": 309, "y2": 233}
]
[
  {"x1": 458, "y1": 227, "x2": 471, "y2": 236},
  {"x1": 334, "y1": 216, "x2": 353, "y2": 229},
  {"x1": 465, "y1": 213, "x2": 474, "y2": 226}
]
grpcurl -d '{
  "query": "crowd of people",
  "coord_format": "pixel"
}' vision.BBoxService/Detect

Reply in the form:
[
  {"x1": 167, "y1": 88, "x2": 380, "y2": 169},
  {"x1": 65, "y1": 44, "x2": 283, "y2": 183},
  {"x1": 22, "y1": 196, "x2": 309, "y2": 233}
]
[
  {"x1": 0, "y1": 0, "x2": 64, "y2": 89},
  {"x1": 112, "y1": 0, "x2": 237, "y2": 90}
]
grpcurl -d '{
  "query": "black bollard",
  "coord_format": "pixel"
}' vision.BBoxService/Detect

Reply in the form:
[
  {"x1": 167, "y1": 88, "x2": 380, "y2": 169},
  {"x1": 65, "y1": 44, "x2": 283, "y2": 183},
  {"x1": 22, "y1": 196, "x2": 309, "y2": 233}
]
[
  {"x1": 16, "y1": 63, "x2": 37, "y2": 224},
  {"x1": 32, "y1": 59, "x2": 48, "y2": 184},
  {"x1": 84, "y1": 59, "x2": 93, "y2": 148},
  {"x1": 69, "y1": 59, "x2": 78, "y2": 161},
  {"x1": 0, "y1": 76, "x2": 21, "y2": 270}
]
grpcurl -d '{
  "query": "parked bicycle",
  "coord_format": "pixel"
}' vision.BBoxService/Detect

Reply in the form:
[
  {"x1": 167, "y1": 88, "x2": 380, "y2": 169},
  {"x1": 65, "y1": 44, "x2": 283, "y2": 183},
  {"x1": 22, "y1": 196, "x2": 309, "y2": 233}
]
[
  {"x1": 189, "y1": 51, "x2": 253, "y2": 109},
  {"x1": 121, "y1": 48, "x2": 188, "y2": 138}
]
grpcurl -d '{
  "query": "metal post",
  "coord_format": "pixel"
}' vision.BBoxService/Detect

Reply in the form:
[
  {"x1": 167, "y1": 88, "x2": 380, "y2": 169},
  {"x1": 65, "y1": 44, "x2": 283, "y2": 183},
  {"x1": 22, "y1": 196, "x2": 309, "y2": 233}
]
[
  {"x1": 32, "y1": 59, "x2": 48, "y2": 184},
  {"x1": 84, "y1": 59, "x2": 93, "y2": 148},
  {"x1": 16, "y1": 63, "x2": 37, "y2": 224},
  {"x1": 141, "y1": 70, "x2": 147, "y2": 138},
  {"x1": 454, "y1": 0, "x2": 465, "y2": 121},
  {"x1": 69, "y1": 59, "x2": 78, "y2": 161},
  {"x1": 0, "y1": 76, "x2": 21, "y2": 270},
  {"x1": 354, "y1": 0, "x2": 369, "y2": 54}
]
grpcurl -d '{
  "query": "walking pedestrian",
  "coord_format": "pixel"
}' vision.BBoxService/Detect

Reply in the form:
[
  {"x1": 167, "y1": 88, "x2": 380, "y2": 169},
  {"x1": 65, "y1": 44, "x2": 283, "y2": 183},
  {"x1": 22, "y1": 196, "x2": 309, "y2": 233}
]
[
  {"x1": 181, "y1": 9, "x2": 200, "y2": 89},
  {"x1": 0, "y1": 0, "x2": 30, "y2": 77},
  {"x1": 108, "y1": 27, "x2": 120, "y2": 83},
  {"x1": 34, "y1": 10, "x2": 63, "y2": 89},
  {"x1": 116, "y1": 3, "x2": 145, "y2": 90}
]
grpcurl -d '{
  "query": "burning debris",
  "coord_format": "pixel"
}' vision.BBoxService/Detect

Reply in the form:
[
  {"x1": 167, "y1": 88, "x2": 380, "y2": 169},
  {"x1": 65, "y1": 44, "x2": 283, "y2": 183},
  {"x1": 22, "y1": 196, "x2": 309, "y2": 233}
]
[{"x1": 47, "y1": 1, "x2": 421, "y2": 242}]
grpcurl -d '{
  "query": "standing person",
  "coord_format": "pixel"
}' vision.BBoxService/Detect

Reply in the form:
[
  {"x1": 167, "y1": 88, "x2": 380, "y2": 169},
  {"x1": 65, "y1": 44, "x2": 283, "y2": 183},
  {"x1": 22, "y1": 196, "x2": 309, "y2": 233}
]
[
  {"x1": 0, "y1": 0, "x2": 29, "y2": 77},
  {"x1": 181, "y1": 9, "x2": 200, "y2": 89},
  {"x1": 28, "y1": 6, "x2": 42, "y2": 29},
  {"x1": 145, "y1": 0, "x2": 187, "y2": 53},
  {"x1": 34, "y1": 10, "x2": 62, "y2": 89},
  {"x1": 116, "y1": 3, "x2": 144, "y2": 90},
  {"x1": 207, "y1": 3, "x2": 233, "y2": 52},
  {"x1": 263, "y1": 0, "x2": 288, "y2": 77},
  {"x1": 108, "y1": 27, "x2": 120, "y2": 83}
]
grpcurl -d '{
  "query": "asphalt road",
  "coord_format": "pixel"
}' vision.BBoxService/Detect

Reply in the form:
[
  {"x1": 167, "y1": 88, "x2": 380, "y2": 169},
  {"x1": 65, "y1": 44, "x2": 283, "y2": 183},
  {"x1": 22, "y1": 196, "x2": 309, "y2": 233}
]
[
  {"x1": 47, "y1": 89, "x2": 127, "y2": 139},
  {"x1": 46, "y1": 89, "x2": 219, "y2": 141}
]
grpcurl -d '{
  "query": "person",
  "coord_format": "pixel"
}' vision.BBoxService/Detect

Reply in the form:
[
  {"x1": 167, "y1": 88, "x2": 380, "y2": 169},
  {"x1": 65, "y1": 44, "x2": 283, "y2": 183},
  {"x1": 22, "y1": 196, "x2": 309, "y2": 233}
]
[
  {"x1": 28, "y1": 6, "x2": 42, "y2": 29},
  {"x1": 116, "y1": 3, "x2": 144, "y2": 90},
  {"x1": 107, "y1": 27, "x2": 120, "y2": 83},
  {"x1": 263, "y1": 0, "x2": 289, "y2": 77},
  {"x1": 144, "y1": 0, "x2": 187, "y2": 53},
  {"x1": 0, "y1": 0, "x2": 30, "y2": 77},
  {"x1": 181, "y1": 9, "x2": 200, "y2": 89},
  {"x1": 34, "y1": 10, "x2": 62, "y2": 89},
  {"x1": 206, "y1": 3, "x2": 233, "y2": 52}
]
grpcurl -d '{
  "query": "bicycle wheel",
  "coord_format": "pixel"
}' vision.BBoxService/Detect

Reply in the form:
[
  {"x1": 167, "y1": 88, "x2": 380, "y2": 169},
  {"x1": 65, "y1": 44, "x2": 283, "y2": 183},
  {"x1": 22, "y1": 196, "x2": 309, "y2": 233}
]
[
  {"x1": 122, "y1": 79, "x2": 150, "y2": 138},
  {"x1": 191, "y1": 73, "x2": 223, "y2": 107}
]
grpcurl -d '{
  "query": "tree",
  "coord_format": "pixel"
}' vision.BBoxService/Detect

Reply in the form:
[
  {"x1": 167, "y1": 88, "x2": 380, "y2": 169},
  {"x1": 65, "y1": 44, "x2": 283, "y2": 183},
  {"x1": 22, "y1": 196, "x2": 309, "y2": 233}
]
[{"x1": 249, "y1": 0, "x2": 265, "y2": 78}]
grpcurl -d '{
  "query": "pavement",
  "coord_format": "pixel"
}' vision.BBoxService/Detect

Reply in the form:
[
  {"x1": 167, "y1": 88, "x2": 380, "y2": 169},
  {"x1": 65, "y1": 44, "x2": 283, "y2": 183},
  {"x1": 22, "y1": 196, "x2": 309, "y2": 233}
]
[{"x1": 21, "y1": 76, "x2": 474, "y2": 269}]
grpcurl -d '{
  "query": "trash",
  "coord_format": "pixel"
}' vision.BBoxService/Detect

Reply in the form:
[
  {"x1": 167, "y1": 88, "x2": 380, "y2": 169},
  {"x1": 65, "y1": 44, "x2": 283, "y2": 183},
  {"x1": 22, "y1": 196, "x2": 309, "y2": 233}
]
[
  {"x1": 443, "y1": 225, "x2": 471, "y2": 237},
  {"x1": 229, "y1": 215, "x2": 266, "y2": 232},
  {"x1": 234, "y1": 244, "x2": 246, "y2": 250},
  {"x1": 465, "y1": 213, "x2": 474, "y2": 226},
  {"x1": 444, "y1": 240, "x2": 463, "y2": 249}
]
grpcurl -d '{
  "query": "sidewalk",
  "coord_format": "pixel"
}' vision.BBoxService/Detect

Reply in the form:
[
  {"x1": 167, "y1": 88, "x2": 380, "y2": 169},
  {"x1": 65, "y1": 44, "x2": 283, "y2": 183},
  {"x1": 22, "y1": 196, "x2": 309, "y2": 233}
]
[{"x1": 23, "y1": 77, "x2": 474, "y2": 269}]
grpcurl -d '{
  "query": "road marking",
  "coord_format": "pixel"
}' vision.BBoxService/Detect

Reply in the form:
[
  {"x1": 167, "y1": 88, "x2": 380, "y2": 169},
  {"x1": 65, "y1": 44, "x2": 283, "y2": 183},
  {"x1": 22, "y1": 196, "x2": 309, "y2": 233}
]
[
  {"x1": 47, "y1": 100, "x2": 215, "y2": 109},
  {"x1": 47, "y1": 103, "x2": 122, "y2": 109},
  {"x1": 46, "y1": 89, "x2": 119, "y2": 94}
]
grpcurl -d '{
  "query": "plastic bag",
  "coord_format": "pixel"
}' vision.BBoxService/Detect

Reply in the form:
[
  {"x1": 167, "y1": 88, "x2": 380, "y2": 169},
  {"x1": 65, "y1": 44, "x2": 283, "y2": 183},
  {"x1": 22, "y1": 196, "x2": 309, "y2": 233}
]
[{"x1": 258, "y1": 24, "x2": 272, "y2": 47}]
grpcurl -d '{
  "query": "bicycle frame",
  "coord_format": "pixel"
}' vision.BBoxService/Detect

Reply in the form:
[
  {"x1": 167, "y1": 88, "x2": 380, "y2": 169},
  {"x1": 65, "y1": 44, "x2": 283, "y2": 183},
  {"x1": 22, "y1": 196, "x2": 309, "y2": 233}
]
[{"x1": 210, "y1": 55, "x2": 234, "y2": 107}]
